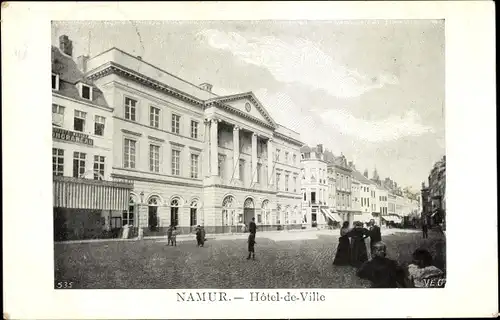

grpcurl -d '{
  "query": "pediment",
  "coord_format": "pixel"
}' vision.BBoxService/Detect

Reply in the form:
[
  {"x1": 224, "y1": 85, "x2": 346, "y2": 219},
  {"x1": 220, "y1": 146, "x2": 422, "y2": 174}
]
[{"x1": 207, "y1": 92, "x2": 277, "y2": 129}]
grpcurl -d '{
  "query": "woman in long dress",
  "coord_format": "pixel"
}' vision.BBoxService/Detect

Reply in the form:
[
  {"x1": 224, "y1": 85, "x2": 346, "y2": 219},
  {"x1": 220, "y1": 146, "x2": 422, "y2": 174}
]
[
  {"x1": 347, "y1": 221, "x2": 370, "y2": 268},
  {"x1": 333, "y1": 221, "x2": 351, "y2": 266}
]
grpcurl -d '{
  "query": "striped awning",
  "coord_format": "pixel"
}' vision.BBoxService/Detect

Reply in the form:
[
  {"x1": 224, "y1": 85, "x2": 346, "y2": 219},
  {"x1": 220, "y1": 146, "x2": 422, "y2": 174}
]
[
  {"x1": 53, "y1": 176, "x2": 133, "y2": 210},
  {"x1": 382, "y1": 215, "x2": 402, "y2": 224},
  {"x1": 321, "y1": 208, "x2": 341, "y2": 222}
]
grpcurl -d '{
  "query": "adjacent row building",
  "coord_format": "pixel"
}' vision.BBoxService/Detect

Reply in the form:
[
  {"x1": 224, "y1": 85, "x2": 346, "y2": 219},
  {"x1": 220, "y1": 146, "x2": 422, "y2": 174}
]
[
  {"x1": 52, "y1": 35, "x2": 302, "y2": 239},
  {"x1": 421, "y1": 156, "x2": 446, "y2": 226},
  {"x1": 299, "y1": 145, "x2": 420, "y2": 229}
]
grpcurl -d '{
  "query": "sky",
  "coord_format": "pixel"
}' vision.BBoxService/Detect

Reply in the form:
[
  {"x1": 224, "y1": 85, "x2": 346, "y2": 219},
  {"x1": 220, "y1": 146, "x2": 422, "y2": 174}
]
[{"x1": 52, "y1": 20, "x2": 445, "y2": 191}]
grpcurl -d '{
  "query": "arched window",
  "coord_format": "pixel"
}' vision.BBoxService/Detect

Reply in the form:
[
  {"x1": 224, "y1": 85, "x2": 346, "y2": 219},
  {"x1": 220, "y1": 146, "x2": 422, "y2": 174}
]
[
  {"x1": 261, "y1": 200, "x2": 270, "y2": 225},
  {"x1": 170, "y1": 198, "x2": 180, "y2": 226},
  {"x1": 244, "y1": 198, "x2": 255, "y2": 209},
  {"x1": 123, "y1": 194, "x2": 137, "y2": 226},
  {"x1": 147, "y1": 196, "x2": 160, "y2": 231},
  {"x1": 190, "y1": 199, "x2": 199, "y2": 226},
  {"x1": 222, "y1": 195, "x2": 236, "y2": 226}
]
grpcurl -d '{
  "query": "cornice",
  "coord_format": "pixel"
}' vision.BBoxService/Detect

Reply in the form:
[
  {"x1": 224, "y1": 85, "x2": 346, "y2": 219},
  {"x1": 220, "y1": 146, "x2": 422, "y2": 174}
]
[
  {"x1": 273, "y1": 131, "x2": 304, "y2": 147},
  {"x1": 87, "y1": 62, "x2": 204, "y2": 107}
]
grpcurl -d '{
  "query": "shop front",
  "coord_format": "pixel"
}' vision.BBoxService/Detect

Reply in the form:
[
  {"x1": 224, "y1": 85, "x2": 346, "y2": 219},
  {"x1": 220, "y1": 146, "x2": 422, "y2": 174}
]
[{"x1": 53, "y1": 176, "x2": 133, "y2": 241}]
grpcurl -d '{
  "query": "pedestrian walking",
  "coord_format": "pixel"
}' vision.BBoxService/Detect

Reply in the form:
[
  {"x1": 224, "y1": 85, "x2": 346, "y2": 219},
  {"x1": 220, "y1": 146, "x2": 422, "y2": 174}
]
[
  {"x1": 368, "y1": 219, "x2": 382, "y2": 256},
  {"x1": 347, "y1": 221, "x2": 370, "y2": 268},
  {"x1": 422, "y1": 223, "x2": 428, "y2": 239},
  {"x1": 356, "y1": 242, "x2": 407, "y2": 288},
  {"x1": 246, "y1": 217, "x2": 257, "y2": 260},
  {"x1": 171, "y1": 226, "x2": 178, "y2": 246},
  {"x1": 195, "y1": 225, "x2": 202, "y2": 247},
  {"x1": 333, "y1": 221, "x2": 351, "y2": 266}
]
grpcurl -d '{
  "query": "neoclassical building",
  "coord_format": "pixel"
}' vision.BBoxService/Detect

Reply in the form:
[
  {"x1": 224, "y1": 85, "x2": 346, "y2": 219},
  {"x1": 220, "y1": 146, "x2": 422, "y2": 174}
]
[{"x1": 84, "y1": 46, "x2": 303, "y2": 235}]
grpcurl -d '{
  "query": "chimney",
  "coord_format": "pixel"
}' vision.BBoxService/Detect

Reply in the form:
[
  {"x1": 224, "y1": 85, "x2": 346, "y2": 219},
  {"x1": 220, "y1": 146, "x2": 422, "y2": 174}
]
[
  {"x1": 200, "y1": 82, "x2": 213, "y2": 92},
  {"x1": 77, "y1": 55, "x2": 89, "y2": 73},
  {"x1": 317, "y1": 144, "x2": 323, "y2": 154},
  {"x1": 59, "y1": 35, "x2": 73, "y2": 57}
]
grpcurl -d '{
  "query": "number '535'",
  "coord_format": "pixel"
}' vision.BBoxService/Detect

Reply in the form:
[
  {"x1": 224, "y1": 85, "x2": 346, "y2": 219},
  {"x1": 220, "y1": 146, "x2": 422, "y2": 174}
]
[{"x1": 56, "y1": 281, "x2": 74, "y2": 289}]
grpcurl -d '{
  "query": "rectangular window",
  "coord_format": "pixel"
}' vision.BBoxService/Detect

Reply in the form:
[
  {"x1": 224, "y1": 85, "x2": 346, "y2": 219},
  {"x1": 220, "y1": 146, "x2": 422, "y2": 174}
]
[
  {"x1": 276, "y1": 149, "x2": 281, "y2": 161},
  {"x1": 73, "y1": 110, "x2": 86, "y2": 132},
  {"x1": 124, "y1": 138, "x2": 136, "y2": 169},
  {"x1": 81, "y1": 84, "x2": 92, "y2": 100},
  {"x1": 285, "y1": 175, "x2": 289, "y2": 191},
  {"x1": 52, "y1": 148, "x2": 64, "y2": 176},
  {"x1": 293, "y1": 177, "x2": 297, "y2": 192},
  {"x1": 124, "y1": 97, "x2": 137, "y2": 121},
  {"x1": 149, "y1": 145, "x2": 160, "y2": 173},
  {"x1": 285, "y1": 152, "x2": 289, "y2": 163},
  {"x1": 171, "y1": 114, "x2": 180, "y2": 134},
  {"x1": 191, "y1": 120, "x2": 199, "y2": 139},
  {"x1": 190, "y1": 154, "x2": 199, "y2": 179},
  {"x1": 150, "y1": 106, "x2": 160, "y2": 128},
  {"x1": 94, "y1": 115, "x2": 105, "y2": 136},
  {"x1": 239, "y1": 159, "x2": 245, "y2": 183},
  {"x1": 52, "y1": 73, "x2": 59, "y2": 90},
  {"x1": 218, "y1": 156, "x2": 225, "y2": 180},
  {"x1": 293, "y1": 154, "x2": 297, "y2": 165},
  {"x1": 72, "y1": 152, "x2": 86, "y2": 178},
  {"x1": 123, "y1": 210, "x2": 134, "y2": 227},
  {"x1": 276, "y1": 173, "x2": 281, "y2": 190},
  {"x1": 52, "y1": 104, "x2": 65, "y2": 127},
  {"x1": 93, "y1": 155, "x2": 105, "y2": 180},
  {"x1": 171, "y1": 149, "x2": 181, "y2": 176},
  {"x1": 257, "y1": 163, "x2": 262, "y2": 183}
]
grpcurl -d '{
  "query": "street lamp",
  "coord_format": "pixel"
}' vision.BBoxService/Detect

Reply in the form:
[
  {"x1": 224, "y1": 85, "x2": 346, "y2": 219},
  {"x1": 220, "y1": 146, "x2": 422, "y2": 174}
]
[{"x1": 138, "y1": 191, "x2": 145, "y2": 239}]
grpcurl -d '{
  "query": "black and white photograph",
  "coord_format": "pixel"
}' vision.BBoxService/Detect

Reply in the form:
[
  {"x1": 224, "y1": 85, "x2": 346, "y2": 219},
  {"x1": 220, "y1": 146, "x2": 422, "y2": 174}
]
[
  {"x1": 51, "y1": 19, "x2": 446, "y2": 289},
  {"x1": 2, "y1": 2, "x2": 497, "y2": 319}
]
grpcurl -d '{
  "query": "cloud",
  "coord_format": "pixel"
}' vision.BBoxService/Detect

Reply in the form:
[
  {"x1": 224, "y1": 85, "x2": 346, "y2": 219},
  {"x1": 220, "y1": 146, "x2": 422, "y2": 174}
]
[
  {"x1": 197, "y1": 29, "x2": 399, "y2": 99},
  {"x1": 321, "y1": 108, "x2": 434, "y2": 142}
]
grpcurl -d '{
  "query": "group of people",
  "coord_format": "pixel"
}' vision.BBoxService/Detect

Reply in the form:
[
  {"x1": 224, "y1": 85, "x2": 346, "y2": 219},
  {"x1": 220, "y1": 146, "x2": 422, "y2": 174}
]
[
  {"x1": 333, "y1": 219, "x2": 444, "y2": 288},
  {"x1": 333, "y1": 220, "x2": 381, "y2": 267}
]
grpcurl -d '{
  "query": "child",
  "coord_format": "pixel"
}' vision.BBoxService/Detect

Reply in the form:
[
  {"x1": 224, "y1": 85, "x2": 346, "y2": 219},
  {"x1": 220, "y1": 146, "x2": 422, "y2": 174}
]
[
  {"x1": 407, "y1": 248, "x2": 444, "y2": 287},
  {"x1": 167, "y1": 225, "x2": 173, "y2": 246},
  {"x1": 246, "y1": 232, "x2": 256, "y2": 260},
  {"x1": 171, "y1": 227, "x2": 178, "y2": 246}
]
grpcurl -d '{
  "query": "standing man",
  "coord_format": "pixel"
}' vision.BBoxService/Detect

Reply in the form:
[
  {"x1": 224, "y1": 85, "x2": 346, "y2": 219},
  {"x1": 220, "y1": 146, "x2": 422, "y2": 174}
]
[
  {"x1": 368, "y1": 219, "x2": 382, "y2": 256},
  {"x1": 422, "y1": 221, "x2": 429, "y2": 239},
  {"x1": 247, "y1": 217, "x2": 257, "y2": 260}
]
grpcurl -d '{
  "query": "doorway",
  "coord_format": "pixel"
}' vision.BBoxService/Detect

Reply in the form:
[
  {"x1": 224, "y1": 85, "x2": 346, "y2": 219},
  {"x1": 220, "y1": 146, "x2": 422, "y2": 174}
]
[{"x1": 243, "y1": 198, "x2": 255, "y2": 227}]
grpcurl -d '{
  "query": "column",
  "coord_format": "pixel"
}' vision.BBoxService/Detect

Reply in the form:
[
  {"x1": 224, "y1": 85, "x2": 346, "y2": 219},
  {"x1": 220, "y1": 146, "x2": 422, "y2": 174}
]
[
  {"x1": 233, "y1": 126, "x2": 240, "y2": 180},
  {"x1": 203, "y1": 119, "x2": 210, "y2": 177},
  {"x1": 251, "y1": 133, "x2": 258, "y2": 184},
  {"x1": 267, "y1": 138, "x2": 273, "y2": 186},
  {"x1": 210, "y1": 118, "x2": 219, "y2": 176}
]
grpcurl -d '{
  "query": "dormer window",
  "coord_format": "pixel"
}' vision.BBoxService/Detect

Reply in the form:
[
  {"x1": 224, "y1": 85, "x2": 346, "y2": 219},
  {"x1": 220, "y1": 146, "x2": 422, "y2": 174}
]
[
  {"x1": 52, "y1": 73, "x2": 59, "y2": 91},
  {"x1": 80, "y1": 84, "x2": 92, "y2": 100}
]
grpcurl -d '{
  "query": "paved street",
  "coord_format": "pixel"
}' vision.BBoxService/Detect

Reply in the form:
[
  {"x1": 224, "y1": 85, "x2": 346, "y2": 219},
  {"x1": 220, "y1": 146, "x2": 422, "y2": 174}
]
[{"x1": 54, "y1": 230, "x2": 445, "y2": 289}]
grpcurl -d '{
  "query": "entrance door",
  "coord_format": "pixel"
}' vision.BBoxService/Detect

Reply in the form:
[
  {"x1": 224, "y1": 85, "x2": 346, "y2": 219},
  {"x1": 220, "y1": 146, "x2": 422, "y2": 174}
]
[
  {"x1": 148, "y1": 206, "x2": 158, "y2": 231},
  {"x1": 243, "y1": 198, "x2": 255, "y2": 229},
  {"x1": 243, "y1": 208, "x2": 255, "y2": 226}
]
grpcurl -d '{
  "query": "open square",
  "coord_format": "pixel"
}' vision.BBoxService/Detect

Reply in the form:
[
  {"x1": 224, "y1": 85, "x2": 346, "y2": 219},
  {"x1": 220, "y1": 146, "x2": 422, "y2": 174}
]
[{"x1": 54, "y1": 230, "x2": 446, "y2": 289}]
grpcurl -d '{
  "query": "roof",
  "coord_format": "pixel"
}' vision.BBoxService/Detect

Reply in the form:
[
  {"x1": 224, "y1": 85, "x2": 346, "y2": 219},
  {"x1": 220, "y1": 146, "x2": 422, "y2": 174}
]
[
  {"x1": 300, "y1": 145, "x2": 312, "y2": 153},
  {"x1": 351, "y1": 170, "x2": 373, "y2": 185},
  {"x1": 51, "y1": 46, "x2": 109, "y2": 108}
]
